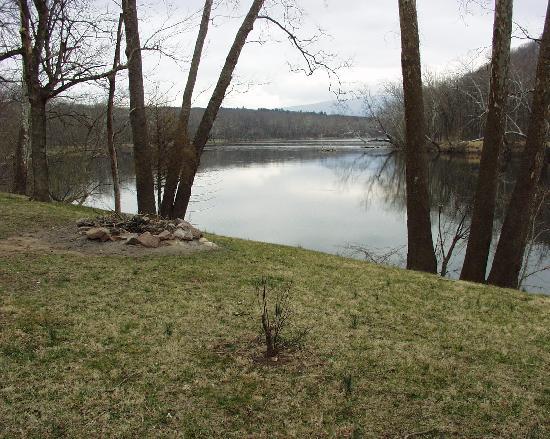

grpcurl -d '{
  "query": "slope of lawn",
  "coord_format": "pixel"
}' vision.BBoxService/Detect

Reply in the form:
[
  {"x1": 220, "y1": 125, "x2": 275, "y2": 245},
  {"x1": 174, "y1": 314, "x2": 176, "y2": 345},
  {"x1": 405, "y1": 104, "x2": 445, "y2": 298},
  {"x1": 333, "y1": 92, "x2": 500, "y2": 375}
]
[{"x1": 0, "y1": 193, "x2": 549, "y2": 438}]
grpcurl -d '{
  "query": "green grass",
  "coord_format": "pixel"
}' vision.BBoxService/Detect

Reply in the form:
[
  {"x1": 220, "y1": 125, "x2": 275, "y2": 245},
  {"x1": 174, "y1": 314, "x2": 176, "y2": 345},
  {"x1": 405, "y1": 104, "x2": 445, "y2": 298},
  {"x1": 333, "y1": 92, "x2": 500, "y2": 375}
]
[
  {"x1": 0, "y1": 193, "x2": 549, "y2": 438},
  {"x1": 0, "y1": 193, "x2": 101, "y2": 239}
]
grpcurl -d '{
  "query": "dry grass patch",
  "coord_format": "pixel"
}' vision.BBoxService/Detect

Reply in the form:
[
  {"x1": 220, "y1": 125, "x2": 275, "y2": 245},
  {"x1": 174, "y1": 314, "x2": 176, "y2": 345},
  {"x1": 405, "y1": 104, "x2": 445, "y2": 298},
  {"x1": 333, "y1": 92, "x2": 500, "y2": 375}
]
[{"x1": 0, "y1": 194, "x2": 549, "y2": 437}]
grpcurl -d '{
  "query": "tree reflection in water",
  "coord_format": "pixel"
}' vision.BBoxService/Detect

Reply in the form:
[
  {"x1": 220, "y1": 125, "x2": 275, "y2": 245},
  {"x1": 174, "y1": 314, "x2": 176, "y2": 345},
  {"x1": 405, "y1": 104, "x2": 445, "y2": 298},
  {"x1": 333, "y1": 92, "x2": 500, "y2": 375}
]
[{"x1": 50, "y1": 144, "x2": 549, "y2": 293}]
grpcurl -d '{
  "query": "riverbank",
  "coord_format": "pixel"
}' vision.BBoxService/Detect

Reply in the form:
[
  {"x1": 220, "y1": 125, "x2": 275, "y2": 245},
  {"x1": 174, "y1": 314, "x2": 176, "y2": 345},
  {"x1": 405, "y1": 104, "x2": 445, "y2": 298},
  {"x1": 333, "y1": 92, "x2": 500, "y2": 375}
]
[
  {"x1": 435, "y1": 139, "x2": 533, "y2": 155},
  {"x1": 1, "y1": 193, "x2": 549, "y2": 437}
]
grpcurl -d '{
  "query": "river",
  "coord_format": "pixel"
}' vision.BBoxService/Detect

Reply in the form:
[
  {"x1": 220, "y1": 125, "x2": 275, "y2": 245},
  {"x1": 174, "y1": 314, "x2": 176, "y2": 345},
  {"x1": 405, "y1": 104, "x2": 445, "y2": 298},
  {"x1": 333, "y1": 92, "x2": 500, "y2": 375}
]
[{"x1": 49, "y1": 140, "x2": 549, "y2": 294}]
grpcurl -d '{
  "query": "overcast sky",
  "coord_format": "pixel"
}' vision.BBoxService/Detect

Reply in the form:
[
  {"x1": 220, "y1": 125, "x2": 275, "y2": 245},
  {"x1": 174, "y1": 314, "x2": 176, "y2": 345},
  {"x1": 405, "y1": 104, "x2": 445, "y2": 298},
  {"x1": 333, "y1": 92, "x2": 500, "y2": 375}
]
[{"x1": 136, "y1": 0, "x2": 547, "y2": 109}]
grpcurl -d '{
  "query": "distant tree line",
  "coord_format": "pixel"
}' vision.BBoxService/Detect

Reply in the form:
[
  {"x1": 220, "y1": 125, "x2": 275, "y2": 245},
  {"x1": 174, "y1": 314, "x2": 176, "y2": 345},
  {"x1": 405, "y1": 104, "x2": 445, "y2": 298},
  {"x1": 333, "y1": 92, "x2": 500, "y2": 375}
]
[
  {"x1": 0, "y1": 98, "x2": 372, "y2": 154},
  {"x1": 368, "y1": 41, "x2": 539, "y2": 150}
]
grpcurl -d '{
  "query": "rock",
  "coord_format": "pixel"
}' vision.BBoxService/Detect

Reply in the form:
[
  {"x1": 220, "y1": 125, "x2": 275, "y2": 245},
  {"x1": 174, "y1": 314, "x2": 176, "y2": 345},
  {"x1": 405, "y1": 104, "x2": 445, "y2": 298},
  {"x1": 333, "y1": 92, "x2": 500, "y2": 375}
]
[
  {"x1": 137, "y1": 231, "x2": 160, "y2": 248},
  {"x1": 77, "y1": 218, "x2": 95, "y2": 227},
  {"x1": 175, "y1": 219, "x2": 202, "y2": 239},
  {"x1": 176, "y1": 220, "x2": 193, "y2": 229},
  {"x1": 131, "y1": 215, "x2": 147, "y2": 225},
  {"x1": 144, "y1": 225, "x2": 163, "y2": 234},
  {"x1": 165, "y1": 223, "x2": 177, "y2": 232},
  {"x1": 126, "y1": 237, "x2": 140, "y2": 245},
  {"x1": 86, "y1": 227, "x2": 111, "y2": 242},
  {"x1": 198, "y1": 237, "x2": 209, "y2": 243},
  {"x1": 173, "y1": 228, "x2": 194, "y2": 241},
  {"x1": 157, "y1": 230, "x2": 172, "y2": 241},
  {"x1": 120, "y1": 232, "x2": 137, "y2": 240},
  {"x1": 190, "y1": 226, "x2": 203, "y2": 239},
  {"x1": 201, "y1": 241, "x2": 218, "y2": 249}
]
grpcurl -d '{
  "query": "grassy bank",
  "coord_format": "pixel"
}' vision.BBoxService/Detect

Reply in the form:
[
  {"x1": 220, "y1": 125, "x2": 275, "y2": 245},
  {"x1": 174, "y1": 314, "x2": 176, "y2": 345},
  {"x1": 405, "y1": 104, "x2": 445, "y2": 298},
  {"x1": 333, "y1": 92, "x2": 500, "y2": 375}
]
[{"x1": 0, "y1": 193, "x2": 549, "y2": 438}]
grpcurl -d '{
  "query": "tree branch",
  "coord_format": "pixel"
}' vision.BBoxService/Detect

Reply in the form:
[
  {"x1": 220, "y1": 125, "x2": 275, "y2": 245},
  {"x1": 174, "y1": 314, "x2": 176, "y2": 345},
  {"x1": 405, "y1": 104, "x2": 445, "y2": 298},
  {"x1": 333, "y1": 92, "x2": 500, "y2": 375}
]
[{"x1": 0, "y1": 47, "x2": 22, "y2": 62}]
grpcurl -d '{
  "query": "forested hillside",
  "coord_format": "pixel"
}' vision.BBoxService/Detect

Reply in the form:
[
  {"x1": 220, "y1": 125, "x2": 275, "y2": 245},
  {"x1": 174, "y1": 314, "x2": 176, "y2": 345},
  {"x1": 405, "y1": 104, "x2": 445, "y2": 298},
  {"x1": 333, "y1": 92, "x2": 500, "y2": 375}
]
[
  {"x1": 369, "y1": 41, "x2": 540, "y2": 148},
  {"x1": 0, "y1": 99, "x2": 372, "y2": 159}
]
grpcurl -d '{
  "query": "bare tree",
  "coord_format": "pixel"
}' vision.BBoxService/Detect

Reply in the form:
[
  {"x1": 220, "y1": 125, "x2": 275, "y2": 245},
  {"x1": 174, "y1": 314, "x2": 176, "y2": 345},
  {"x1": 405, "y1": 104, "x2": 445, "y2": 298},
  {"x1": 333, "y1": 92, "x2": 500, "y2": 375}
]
[
  {"x1": 160, "y1": 0, "x2": 213, "y2": 218},
  {"x1": 436, "y1": 205, "x2": 469, "y2": 277},
  {"x1": 147, "y1": 89, "x2": 177, "y2": 210},
  {"x1": 168, "y1": 0, "x2": 267, "y2": 219},
  {"x1": 7, "y1": 0, "x2": 126, "y2": 202},
  {"x1": 460, "y1": 0, "x2": 514, "y2": 283},
  {"x1": 517, "y1": 190, "x2": 550, "y2": 290},
  {"x1": 488, "y1": 2, "x2": 550, "y2": 289},
  {"x1": 106, "y1": 13, "x2": 124, "y2": 214},
  {"x1": 397, "y1": 0, "x2": 437, "y2": 273},
  {"x1": 121, "y1": 0, "x2": 156, "y2": 214},
  {"x1": 162, "y1": 0, "x2": 343, "y2": 219},
  {"x1": 12, "y1": 79, "x2": 29, "y2": 194}
]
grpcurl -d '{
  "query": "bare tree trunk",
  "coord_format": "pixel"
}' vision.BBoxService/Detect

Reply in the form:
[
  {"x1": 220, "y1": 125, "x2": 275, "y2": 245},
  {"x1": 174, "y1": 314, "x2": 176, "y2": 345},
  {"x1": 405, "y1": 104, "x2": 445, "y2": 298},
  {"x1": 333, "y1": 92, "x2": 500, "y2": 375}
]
[
  {"x1": 106, "y1": 14, "x2": 124, "y2": 214},
  {"x1": 460, "y1": 0, "x2": 513, "y2": 283},
  {"x1": 19, "y1": 0, "x2": 50, "y2": 201},
  {"x1": 13, "y1": 95, "x2": 29, "y2": 195},
  {"x1": 29, "y1": 95, "x2": 50, "y2": 201},
  {"x1": 160, "y1": 0, "x2": 213, "y2": 218},
  {"x1": 106, "y1": 90, "x2": 121, "y2": 213},
  {"x1": 487, "y1": 3, "x2": 550, "y2": 289},
  {"x1": 13, "y1": 126, "x2": 27, "y2": 195},
  {"x1": 122, "y1": 0, "x2": 156, "y2": 214},
  {"x1": 155, "y1": 108, "x2": 163, "y2": 210},
  {"x1": 398, "y1": 0, "x2": 437, "y2": 273},
  {"x1": 171, "y1": 0, "x2": 266, "y2": 219}
]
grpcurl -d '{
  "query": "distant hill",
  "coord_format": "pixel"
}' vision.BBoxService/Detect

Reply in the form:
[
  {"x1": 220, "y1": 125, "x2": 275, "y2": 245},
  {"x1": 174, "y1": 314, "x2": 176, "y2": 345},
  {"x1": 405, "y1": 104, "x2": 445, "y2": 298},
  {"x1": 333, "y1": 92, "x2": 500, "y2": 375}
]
[
  {"x1": 283, "y1": 98, "x2": 367, "y2": 117},
  {"x1": 41, "y1": 104, "x2": 376, "y2": 149}
]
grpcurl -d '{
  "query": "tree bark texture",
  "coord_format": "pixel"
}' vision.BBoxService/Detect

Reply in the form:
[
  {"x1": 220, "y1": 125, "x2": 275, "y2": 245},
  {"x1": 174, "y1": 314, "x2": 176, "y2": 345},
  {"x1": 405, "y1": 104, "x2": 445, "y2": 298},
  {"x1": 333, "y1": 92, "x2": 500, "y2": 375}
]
[
  {"x1": 106, "y1": 14, "x2": 124, "y2": 214},
  {"x1": 460, "y1": 0, "x2": 514, "y2": 283},
  {"x1": 171, "y1": 0, "x2": 266, "y2": 219},
  {"x1": 160, "y1": 0, "x2": 213, "y2": 218},
  {"x1": 487, "y1": 2, "x2": 550, "y2": 289},
  {"x1": 29, "y1": 97, "x2": 49, "y2": 201},
  {"x1": 13, "y1": 81, "x2": 30, "y2": 195},
  {"x1": 122, "y1": 0, "x2": 156, "y2": 214},
  {"x1": 18, "y1": 0, "x2": 50, "y2": 201},
  {"x1": 398, "y1": 0, "x2": 437, "y2": 273}
]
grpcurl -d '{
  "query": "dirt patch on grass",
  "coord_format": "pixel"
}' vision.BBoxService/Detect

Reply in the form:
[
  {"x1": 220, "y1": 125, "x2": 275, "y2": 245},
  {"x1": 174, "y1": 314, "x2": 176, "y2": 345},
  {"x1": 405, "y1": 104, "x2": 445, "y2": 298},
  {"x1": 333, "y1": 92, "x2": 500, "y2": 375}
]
[{"x1": 0, "y1": 224, "x2": 219, "y2": 257}]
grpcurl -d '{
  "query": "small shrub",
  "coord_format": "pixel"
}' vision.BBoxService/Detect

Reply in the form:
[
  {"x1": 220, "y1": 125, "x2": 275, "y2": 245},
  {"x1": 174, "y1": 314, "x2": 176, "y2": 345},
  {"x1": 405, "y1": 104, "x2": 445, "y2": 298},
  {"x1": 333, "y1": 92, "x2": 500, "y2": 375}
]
[
  {"x1": 342, "y1": 373, "x2": 353, "y2": 396},
  {"x1": 256, "y1": 276, "x2": 292, "y2": 358},
  {"x1": 164, "y1": 322, "x2": 174, "y2": 337}
]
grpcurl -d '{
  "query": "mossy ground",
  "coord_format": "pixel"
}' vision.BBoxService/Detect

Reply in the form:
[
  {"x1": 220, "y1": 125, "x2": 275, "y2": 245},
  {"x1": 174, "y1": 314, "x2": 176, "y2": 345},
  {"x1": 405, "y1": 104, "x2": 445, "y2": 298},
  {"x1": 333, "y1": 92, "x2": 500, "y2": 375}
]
[{"x1": 0, "y1": 193, "x2": 549, "y2": 438}]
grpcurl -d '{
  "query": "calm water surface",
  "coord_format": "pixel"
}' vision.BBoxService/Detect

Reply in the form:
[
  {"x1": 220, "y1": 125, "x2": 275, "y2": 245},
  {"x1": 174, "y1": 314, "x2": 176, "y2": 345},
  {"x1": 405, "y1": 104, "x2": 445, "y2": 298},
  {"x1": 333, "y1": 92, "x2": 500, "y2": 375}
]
[{"x1": 62, "y1": 142, "x2": 548, "y2": 294}]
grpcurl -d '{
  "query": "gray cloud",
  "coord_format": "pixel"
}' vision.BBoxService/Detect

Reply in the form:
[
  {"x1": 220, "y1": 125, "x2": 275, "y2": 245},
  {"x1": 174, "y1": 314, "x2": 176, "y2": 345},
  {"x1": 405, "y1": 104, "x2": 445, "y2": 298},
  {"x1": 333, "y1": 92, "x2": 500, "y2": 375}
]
[{"x1": 138, "y1": 0, "x2": 547, "y2": 108}]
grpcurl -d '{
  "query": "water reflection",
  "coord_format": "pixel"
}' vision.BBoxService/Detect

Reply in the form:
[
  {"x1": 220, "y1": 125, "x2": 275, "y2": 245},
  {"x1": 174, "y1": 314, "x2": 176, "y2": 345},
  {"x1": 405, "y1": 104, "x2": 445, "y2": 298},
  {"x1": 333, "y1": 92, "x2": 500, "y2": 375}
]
[{"x1": 52, "y1": 144, "x2": 549, "y2": 294}]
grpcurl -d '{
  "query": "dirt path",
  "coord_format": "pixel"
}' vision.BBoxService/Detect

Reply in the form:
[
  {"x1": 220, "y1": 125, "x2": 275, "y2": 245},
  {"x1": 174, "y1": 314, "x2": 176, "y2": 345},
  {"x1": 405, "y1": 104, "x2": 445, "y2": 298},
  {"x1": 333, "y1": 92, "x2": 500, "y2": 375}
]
[{"x1": 0, "y1": 224, "x2": 218, "y2": 257}]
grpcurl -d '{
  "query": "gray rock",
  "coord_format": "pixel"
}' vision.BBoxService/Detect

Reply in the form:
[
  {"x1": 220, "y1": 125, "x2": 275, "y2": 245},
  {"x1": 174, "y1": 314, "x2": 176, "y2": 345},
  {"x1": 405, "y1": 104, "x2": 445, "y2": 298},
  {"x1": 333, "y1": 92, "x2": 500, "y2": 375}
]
[
  {"x1": 126, "y1": 237, "x2": 140, "y2": 245},
  {"x1": 190, "y1": 226, "x2": 203, "y2": 239},
  {"x1": 173, "y1": 228, "x2": 194, "y2": 241},
  {"x1": 157, "y1": 230, "x2": 172, "y2": 241},
  {"x1": 165, "y1": 223, "x2": 177, "y2": 232},
  {"x1": 86, "y1": 227, "x2": 111, "y2": 242},
  {"x1": 137, "y1": 231, "x2": 160, "y2": 248},
  {"x1": 176, "y1": 220, "x2": 193, "y2": 230}
]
